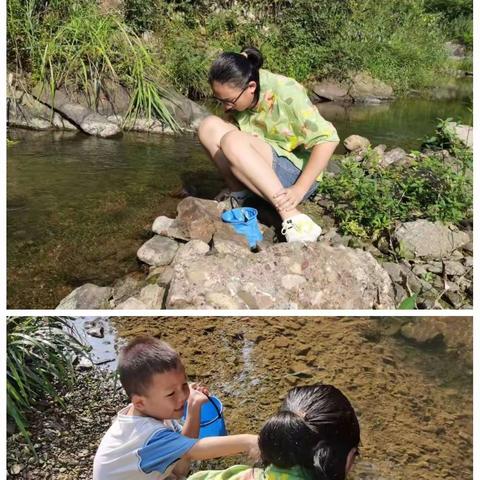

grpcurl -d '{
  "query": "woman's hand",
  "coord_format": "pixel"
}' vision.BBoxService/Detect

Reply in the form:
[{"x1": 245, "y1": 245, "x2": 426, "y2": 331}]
[{"x1": 273, "y1": 184, "x2": 305, "y2": 212}]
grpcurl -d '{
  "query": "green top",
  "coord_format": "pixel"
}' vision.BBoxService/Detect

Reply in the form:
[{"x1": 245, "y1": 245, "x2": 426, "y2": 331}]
[
  {"x1": 188, "y1": 464, "x2": 312, "y2": 480},
  {"x1": 234, "y1": 69, "x2": 339, "y2": 175}
]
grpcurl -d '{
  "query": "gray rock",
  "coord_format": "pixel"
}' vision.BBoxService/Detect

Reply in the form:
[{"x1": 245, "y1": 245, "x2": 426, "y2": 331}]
[
  {"x1": 147, "y1": 265, "x2": 174, "y2": 286},
  {"x1": 75, "y1": 107, "x2": 121, "y2": 137},
  {"x1": 166, "y1": 242, "x2": 394, "y2": 309},
  {"x1": 164, "y1": 197, "x2": 262, "y2": 250},
  {"x1": 462, "y1": 241, "x2": 473, "y2": 255},
  {"x1": 348, "y1": 72, "x2": 394, "y2": 102},
  {"x1": 111, "y1": 274, "x2": 145, "y2": 304},
  {"x1": 174, "y1": 240, "x2": 210, "y2": 263},
  {"x1": 86, "y1": 325, "x2": 104, "y2": 339},
  {"x1": 444, "y1": 260, "x2": 466, "y2": 276},
  {"x1": 78, "y1": 356, "x2": 94, "y2": 370},
  {"x1": 444, "y1": 291, "x2": 464, "y2": 308},
  {"x1": 7, "y1": 89, "x2": 78, "y2": 131},
  {"x1": 400, "y1": 321, "x2": 443, "y2": 344},
  {"x1": 445, "y1": 122, "x2": 473, "y2": 148},
  {"x1": 381, "y1": 262, "x2": 403, "y2": 283},
  {"x1": 212, "y1": 235, "x2": 254, "y2": 256},
  {"x1": 311, "y1": 79, "x2": 350, "y2": 102},
  {"x1": 464, "y1": 256, "x2": 473, "y2": 268},
  {"x1": 31, "y1": 85, "x2": 121, "y2": 138},
  {"x1": 412, "y1": 264, "x2": 428, "y2": 277},
  {"x1": 56, "y1": 283, "x2": 112, "y2": 309},
  {"x1": 394, "y1": 220, "x2": 470, "y2": 259},
  {"x1": 343, "y1": 134, "x2": 370, "y2": 152},
  {"x1": 152, "y1": 216, "x2": 175, "y2": 235},
  {"x1": 445, "y1": 41, "x2": 466, "y2": 58},
  {"x1": 393, "y1": 283, "x2": 408, "y2": 305},
  {"x1": 425, "y1": 261, "x2": 444, "y2": 274},
  {"x1": 115, "y1": 297, "x2": 149, "y2": 310},
  {"x1": 138, "y1": 284, "x2": 165, "y2": 309},
  {"x1": 381, "y1": 147, "x2": 408, "y2": 167},
  {"x1": 137, "y1": 235, "x2": 179, "y2": 266}
]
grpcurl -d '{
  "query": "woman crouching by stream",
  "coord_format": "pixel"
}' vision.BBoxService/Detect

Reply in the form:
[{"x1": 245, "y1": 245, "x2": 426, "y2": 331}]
[
  {"x1": 198, "y1": 47, "x2": 339, "y2": 243},
  {"x1": 189, "y1": 384, "x2": 360, "y2": 480}
]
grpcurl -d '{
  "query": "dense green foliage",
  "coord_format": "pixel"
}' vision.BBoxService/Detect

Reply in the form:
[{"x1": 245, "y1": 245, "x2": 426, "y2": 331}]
[
  {"x1": 317, "y1": 121, "x2": 472, "y2": 240},
  {"x1": 7, "y1": 0, "x2": 470, "y2": 105},
  {"x1": 425, "y1": 0, "x2": 473, "y2": 47},
  {"x1": 7, "y1": 316, "x2": 88, "y2": 445},
  {"x1": 142, "y1": 0, "x2": 449, "y2": 97},
  {"x1": 7, "y1": 0, "x2": 179, "y2": 130}
]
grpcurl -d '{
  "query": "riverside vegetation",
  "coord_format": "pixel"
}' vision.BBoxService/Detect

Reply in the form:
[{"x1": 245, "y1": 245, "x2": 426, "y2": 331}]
[{"x1": 7, "y1": 0, "x2": 472, "y2": 115}]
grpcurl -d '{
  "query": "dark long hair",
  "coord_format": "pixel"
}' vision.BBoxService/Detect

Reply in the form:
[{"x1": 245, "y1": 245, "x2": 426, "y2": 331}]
[
  {"x1": 208, "y1": 47, "x2": 263, "y2": 99},
  {"x1": 258, "y1": 385, "x2": 360, "y2": 480}
]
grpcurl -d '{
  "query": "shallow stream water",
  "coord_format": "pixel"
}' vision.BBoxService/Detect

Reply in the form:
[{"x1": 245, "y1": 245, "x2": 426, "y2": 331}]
[
  {"x1": 79, "y1": 316, "x2": 472, "y2": 480},
  {"x1": 7, "y1": 80, "x2": 472, "y2": 308}
]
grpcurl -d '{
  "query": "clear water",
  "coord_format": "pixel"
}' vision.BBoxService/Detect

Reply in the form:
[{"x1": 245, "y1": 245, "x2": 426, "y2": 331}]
[
  {"x1": 7, "y1": 80, "x2": 472, "y2": 308},
  {"x1": 106, "y1": 316, "x2": 472, "y2": 480}
]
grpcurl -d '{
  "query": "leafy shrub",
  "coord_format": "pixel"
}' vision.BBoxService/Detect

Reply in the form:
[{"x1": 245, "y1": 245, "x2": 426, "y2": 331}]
[
  {"x1": 124, "y1": 0, "x2": 157, "y2": 33},
  {"x1": 317, "y1": 123, "x2": 472, "y2": 239},
  {"x1": 447, "y1": 15, "x2": 473, "y2": 48},
  {"x1": 424, "y1": 0, "x2": 472, "y2": 48},
  {"x1": 7, "y1": 316, "x2": 88, "y2": 445},
  {"x1": 150, "y1": 0, "x2": 448, "y2": 97}
]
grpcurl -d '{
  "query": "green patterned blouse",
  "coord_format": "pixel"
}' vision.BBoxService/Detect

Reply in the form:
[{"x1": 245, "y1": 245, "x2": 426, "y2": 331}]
[
  {"x1": 234, "y1": 69, "x2": 339, "y2": 173},
  {"x1": 188, "y1": 464, "x2": 312, "y2": 480}
]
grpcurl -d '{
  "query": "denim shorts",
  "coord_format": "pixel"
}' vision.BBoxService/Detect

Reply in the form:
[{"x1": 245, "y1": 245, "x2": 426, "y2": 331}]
[{"x1": 271, "y1": 147, "x2": 319, "y2": 200}]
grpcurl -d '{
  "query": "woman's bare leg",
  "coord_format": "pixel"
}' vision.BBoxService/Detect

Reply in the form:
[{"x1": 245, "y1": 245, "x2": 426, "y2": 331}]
[
  {"x1": 219, "y1": 130, "x2": 300, "y2": 220},
  {"x1": 197, "y1": 115, "x2": 245, "y2": 192}
]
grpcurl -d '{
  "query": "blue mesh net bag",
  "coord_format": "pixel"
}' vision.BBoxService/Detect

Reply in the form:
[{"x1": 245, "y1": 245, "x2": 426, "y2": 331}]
[{"x1": 221, "y1": 207, "x2": 263, "y2": 248}]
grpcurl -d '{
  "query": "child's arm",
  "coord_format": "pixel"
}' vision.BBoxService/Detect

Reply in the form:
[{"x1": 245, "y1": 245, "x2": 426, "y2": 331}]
[
  {"x1": 181, "y1": 385, "x2": 209, "y2": 439},
  {"x1": 184, "y1": 434, "x2": 259, "y2": 461}
]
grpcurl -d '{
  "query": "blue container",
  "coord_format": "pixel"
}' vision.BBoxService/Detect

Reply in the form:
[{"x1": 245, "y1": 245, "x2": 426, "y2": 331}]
[
  {"x1": 221, "y1": 207, "x2": 263, "y2": 248},
  {"x1": 182, "y1": 395, "x2": 227, "y2": 438}
]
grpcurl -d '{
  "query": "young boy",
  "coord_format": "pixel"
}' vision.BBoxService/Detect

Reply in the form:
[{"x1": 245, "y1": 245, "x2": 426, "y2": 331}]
[{"x1": 93, "y1": 337, "x2": 258, "y2": 480}]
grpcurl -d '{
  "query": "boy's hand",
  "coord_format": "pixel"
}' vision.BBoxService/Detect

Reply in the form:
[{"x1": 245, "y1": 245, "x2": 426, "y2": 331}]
[{"x1": 187, "y1": 383, "x2": 210, "y2": 409}]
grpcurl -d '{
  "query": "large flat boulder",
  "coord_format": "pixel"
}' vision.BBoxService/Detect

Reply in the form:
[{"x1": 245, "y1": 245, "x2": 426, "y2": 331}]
[{"x1": 166, "y1": 242, "x2": 395, "y2": 309}]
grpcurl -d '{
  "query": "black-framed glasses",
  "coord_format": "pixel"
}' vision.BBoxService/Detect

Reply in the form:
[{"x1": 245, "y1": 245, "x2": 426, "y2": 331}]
[{"x1": 212, "y1": 85, "x2": 249, "y2": 106}]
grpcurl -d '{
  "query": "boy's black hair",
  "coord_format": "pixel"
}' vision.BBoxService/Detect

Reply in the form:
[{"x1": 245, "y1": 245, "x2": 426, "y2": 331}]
[
  {"x1": 117, "y1": 336, "x2": 182, "y2": 399},
  {"x1": 259, "y1": 384, "x2": 360, "y2": 480},
  {"x1": 208, "y1": 46, "x2": 263, "y2": 98}
]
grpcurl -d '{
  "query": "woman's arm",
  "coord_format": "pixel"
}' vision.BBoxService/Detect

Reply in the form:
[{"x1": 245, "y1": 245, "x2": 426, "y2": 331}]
[
  {"x1": 295, "y1": 141, "x2": 339, "y2": 195},
  {"x1": 273, "y1": 141, "x2": 338, "y2": 212}
]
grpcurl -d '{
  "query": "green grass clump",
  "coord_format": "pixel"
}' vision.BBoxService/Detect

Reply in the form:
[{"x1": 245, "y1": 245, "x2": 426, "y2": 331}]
[
  {"x1": 7, "y1": 316, "x2": 88, "y2": 446},
  {"x1": 316, "y1": 121, "x2": 472, "y2": 240},
  {"x1": 7, "y1": 0, "x2": 179, "y2": 131}
]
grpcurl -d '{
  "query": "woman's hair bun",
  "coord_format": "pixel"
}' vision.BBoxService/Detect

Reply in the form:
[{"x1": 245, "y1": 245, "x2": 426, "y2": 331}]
[{"x1": 241, "y1": 47, "x2": 264, "y2": 71}]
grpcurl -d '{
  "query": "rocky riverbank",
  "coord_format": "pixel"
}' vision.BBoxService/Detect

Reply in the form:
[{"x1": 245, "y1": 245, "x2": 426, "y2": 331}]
[
  {"x1": 7, "y1": 316, "x2": 472, "y2": 479},
  {"x1": 7, "y1": 74, "x2": 209, "y2": 138},
  {"x1": 57, "y1": 136, "x2": 473, "y2": 310}
]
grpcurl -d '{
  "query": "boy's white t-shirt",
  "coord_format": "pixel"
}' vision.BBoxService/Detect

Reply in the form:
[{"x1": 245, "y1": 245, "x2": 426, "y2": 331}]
[{"x1": 93, "y1": 405, "x2": 198, "y2": 480}]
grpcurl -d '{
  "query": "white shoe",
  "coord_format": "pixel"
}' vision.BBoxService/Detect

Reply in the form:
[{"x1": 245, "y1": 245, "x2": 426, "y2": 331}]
[{"x1": 281, "y1": 214, "x2": 322, "y2": 242}]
